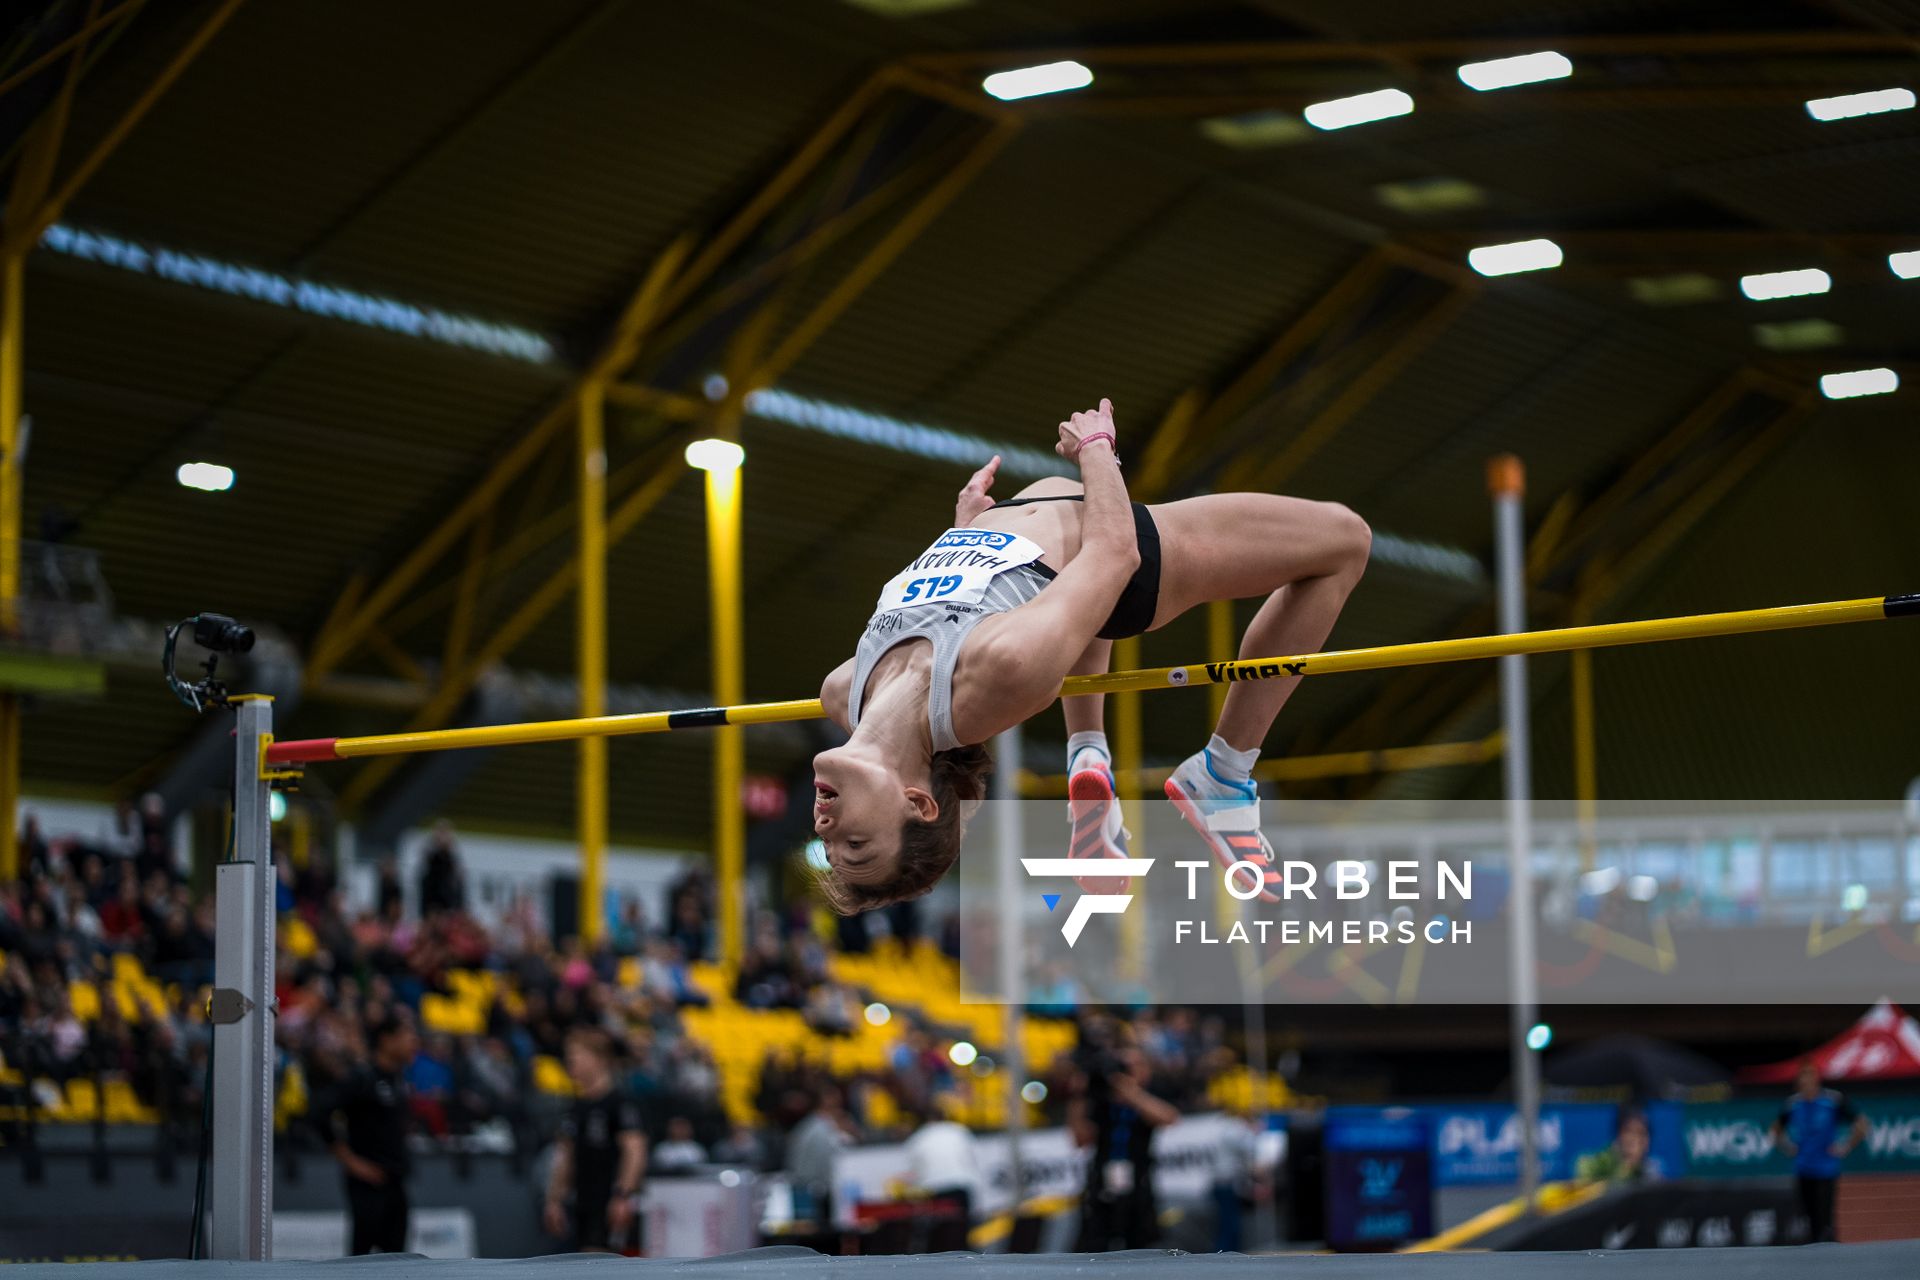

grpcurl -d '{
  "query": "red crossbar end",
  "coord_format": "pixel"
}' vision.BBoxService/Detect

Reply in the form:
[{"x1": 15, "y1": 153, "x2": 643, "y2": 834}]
[{"x1": 265, "y1": 737, "x2": 340, "y2": 765}]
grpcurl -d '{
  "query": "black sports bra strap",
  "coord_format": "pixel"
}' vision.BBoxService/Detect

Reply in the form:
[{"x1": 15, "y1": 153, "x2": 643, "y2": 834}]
[{"x1": 987, "y1": 494, "x2": 1086, "y2": 510}]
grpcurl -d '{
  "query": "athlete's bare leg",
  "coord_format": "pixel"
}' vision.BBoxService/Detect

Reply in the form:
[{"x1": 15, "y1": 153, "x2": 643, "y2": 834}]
[{"x1": 1146, "y1": 493, "x2": 1370, "y2": 751}]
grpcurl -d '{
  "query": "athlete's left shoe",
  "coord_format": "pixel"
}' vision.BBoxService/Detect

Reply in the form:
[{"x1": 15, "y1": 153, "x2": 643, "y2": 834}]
[
  {"x1": 1164, "y1": 748, "x2": 1280, "y2": 903},
  {"x1": 1067, "y1": 757, "x2": 1133, "y2": 894}
]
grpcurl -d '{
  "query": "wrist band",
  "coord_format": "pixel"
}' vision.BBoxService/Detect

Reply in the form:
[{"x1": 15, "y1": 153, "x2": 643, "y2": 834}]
[{"x1": 1079, "y1": 431, "x2": 1117, "y2": 456}]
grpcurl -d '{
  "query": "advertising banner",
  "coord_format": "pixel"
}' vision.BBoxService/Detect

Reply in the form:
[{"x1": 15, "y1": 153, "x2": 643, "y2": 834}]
[{"x1": 1680, "y1": 1096, "x2": 1920, "y2": 1177}]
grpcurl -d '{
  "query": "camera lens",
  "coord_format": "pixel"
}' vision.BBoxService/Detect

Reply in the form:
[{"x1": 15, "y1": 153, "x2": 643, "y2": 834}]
[{"x1": 193, "y1": 613, "x2": 256, "y2": 654}]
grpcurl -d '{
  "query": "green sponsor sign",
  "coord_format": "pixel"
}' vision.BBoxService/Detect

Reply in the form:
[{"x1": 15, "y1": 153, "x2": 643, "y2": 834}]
[{"x1": 1681, "y1": 1096, "x2": 1920, "y2": 1177}]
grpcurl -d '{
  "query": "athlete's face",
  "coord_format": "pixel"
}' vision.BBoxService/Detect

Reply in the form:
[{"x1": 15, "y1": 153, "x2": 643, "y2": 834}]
[{"x1": 811, "y1": 746, "x2": 933, "y2": 883}]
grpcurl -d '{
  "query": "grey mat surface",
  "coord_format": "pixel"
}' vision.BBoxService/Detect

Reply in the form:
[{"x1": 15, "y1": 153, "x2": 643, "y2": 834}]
[{"x1": 5, "y1": 1242, "x2": 1912, "y2": 1279}]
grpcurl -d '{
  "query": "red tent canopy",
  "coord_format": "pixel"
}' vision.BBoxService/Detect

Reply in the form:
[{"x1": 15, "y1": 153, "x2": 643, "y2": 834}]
[{"x1": 1742, "y1": 999, "x2": 1920, "y2": 1083}]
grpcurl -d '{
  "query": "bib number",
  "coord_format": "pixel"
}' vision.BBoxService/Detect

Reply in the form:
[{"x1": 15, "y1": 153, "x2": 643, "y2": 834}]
[{"x1": 874, "y1": 527, "x2": 1047, "y2": 614}]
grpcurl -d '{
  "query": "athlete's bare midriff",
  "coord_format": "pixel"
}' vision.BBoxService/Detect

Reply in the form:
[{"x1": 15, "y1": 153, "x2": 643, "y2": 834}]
[{"x1": 966, "y1": 476, "x2": 1089, "y2": 573}]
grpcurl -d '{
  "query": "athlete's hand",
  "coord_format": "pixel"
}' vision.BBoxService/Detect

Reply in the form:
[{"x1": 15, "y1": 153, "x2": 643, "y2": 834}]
[
  {"x1": 608, "y1": 1194, "x2": 635, "y2": 1234},
  {"x1": 956, "y1": 453, "x2": 1001, "y2": 526},
  {"x1": 1056, "y1": 399, "x2": 1117, "y2": 463},
  {"x1": 543, "y1": 1199, "x2": 568, "y2": 1238}
]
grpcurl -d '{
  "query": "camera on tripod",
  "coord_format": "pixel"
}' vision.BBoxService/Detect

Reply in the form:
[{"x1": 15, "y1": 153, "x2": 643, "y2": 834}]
[{"x1": 163, "y1": 612, "x2": 257, "y2": 713}]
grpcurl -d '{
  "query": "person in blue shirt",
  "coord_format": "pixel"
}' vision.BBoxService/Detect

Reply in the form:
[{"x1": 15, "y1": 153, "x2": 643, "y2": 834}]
[{"x1": 1769, "y1": 1059, "x2": 1868, "y2": 1242}]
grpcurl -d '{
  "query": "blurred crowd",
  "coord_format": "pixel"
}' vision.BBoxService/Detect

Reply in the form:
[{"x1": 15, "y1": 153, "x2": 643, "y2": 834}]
[{"x1": 0, "y1": 808, "x2": 1239, "y2": 1188}]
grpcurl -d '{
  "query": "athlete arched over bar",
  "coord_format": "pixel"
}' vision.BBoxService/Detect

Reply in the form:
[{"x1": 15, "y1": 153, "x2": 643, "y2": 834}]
[{"x1": 813, "y1": 400, "x2": 1373, "y2": 911}]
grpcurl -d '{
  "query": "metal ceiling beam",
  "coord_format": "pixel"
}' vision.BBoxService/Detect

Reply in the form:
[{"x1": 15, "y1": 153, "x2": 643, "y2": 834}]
[
  {"x1": 747, "y1": 118, "x2": 1021, "y2": 393},
  {"x1": 0, "y1": 1, "x2": 143, "y2": 104},
  {"x1": 304, "y1": 233, "x2": 691, "y2": 683},
  {"x1": 975, "y1": 86, "x2": 1903, "y2": 119},
  {"x1": 1130, "y1": 247, "x2": 1395, "y2": 500},
  {"x1": 656, "y1": 67, "x2": 899, "y2": 322},
  {"x1": 377, "y1": 429, "x2": 690, "y2": 642},
  {"x1": 5, "y1": 0, "x2": 247, "y2": 256},
  {"x1": 1337, "y1": 372, "x2": 1814, "y2": 788},
  {"x1": 337, "y1": 436, "x2": 692, "y2": 812},
  {"x1": 1529, "y1": 370, "x2": 1758, "y2": 583},
  {"x1": 280, "y1": 0, "x2": 637, "y2": 269},
  {"x1": 1405, "y1": 229, "x2": 1917, "y2": 261},
  {"x1": 1223, "y1": 284, "x2": 1476, "y2": 495},
  {"x1": 311, "y1": 66, "x2": 989, "y2": 685},
  {"x1": 1314, "y1": 373, "x2": 1765, "y2": 759},
  {"x1": 640, "y1": 125, "x2": 996, "y2": 363},
  {"x1": 901, "y1": 31, "x2": 1920, "y2": 73}
]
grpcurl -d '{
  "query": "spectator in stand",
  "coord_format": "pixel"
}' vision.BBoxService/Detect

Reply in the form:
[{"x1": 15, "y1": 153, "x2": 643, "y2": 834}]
[
  {"x1": 902, "y1": 1096, "x2": 983, "y2": 1220},
  {"x1": 545, "y1": 1027, "x2": 646, "y2": 1253},
  {"x1": 99, "y1": 873, "x2": 145, "y2": 946},
  {"x1": 736, "y1": 931, "x2": 799, "y2": 1009},
  {"x1": 17, "y1": 814, "x2": 50, "y2": 880},
  {"x1": 711, "y1": 1121, "x2": 767, "y2": 1170},
  {"x1": 323, "y1": 1014, "x2": 419, "y2": 1255},
  {"x1": 375, "y1": 859, "x2": 404, "y2": 920},
  {"x1": 786, "y1": 1085, "x2": 856, "y2": 1223},
  {"x1": 668, "y1": 881, "x2": 710, "y2": 962},
  {"x1": 651, "y1": 1115, "x2": 709, "y2": 1174},
  {"x1": 417, "y1": 822, "x2": 466, "y2": 918},
  {"x1": 1770, "y1": 1059, "x2": 1868, "y2": 1243},
  {"x1": 135, "y1": 793, "x2": 171, "y2": 883},
  {"x1": 33, "y1": 987, "x2": 88, "y2": 1081},
  {"x1": 405, "y1": 1032, "x2": 457, "y2": 1137},
  {"x1": 1578, "y1": 1109, "x2": 1662, "y2": 1184}
]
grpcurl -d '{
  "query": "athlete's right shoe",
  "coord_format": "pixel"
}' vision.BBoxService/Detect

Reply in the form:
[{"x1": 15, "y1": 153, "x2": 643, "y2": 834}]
[
  {"x1": 1164, "y1": 749, "x2": 1280, "y2": 903},
  {"x1": 1067, "y1": 757, "x2": 1133, "y2": 895}
]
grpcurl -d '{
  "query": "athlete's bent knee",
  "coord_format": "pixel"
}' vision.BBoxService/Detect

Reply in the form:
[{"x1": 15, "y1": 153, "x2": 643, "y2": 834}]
[{"x1": 1326, "y1": 502, "x2": 1371, "y2": 573}]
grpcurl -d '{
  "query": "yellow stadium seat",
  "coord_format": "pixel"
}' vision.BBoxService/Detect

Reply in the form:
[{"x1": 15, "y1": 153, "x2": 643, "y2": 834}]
[
  {"x1": 65, "y1": 1077, "x2": 99, "y2": 1119},
  {"x1": 281, "y1": 916, "x2": 318, "y2": 959},
  {"x1": 105, "y1": 1079, "x2": 158, "y2": 1125},
  {"x1": 419, "y1": 993, "x2": 485, "y2": 1036},
  {"x1": 533, "y1": 1055, "x2": 574, "y2": 1096},
  {"x1": 68, "y1": 981, "x2": 100, "y2": 1022}
]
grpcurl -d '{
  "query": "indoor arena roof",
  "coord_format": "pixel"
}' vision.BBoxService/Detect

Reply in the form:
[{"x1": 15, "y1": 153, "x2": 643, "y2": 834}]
[{"x1": 12, "y1": 0, "x2": 1920, "y2": 843}]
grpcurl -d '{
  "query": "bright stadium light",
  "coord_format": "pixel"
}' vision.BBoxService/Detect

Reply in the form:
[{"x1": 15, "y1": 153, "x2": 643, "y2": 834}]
[
  {"x1": 1468, "y1": 238, "x2": 1563, "y2": 277},
  {"x1": 982, "y1": 60, "x2": 1092, "y2": 101},
  {"x1": 1819, "y1": 367, "x2": 1898, "y2": 400},
  {"x1": 1304, "y1": 88, "x2": 1414, "y2": 130},
  {"x1": 269, "y1": 791, "x2": 288, "y2": 823},
  {"x1": 864, "y1": 1002, "x2": 891, "y2": 1027},
  {"x1": 1457, "y1": 51, "x2": 1572, "y2": 91},
  {"x1": 1805, "y1": 87, "x2": 1915, "y2": 121},
  {"x1": 1526, "y1": 1023, "x2": 1553, "y2": 1052},
  {"x1": 1021, "y1": 1080, "x2": 1048, "y2": 1104},
  {"x1": 1739, "y1": 268, "x2": 1830, "y2": 301},
  {"x1": 177, "y1": 461, "x2": 235, "y2": 492},
  {"x1": 684, "y1": 438, "x2": 745, "y2": 472},
  {"x1": 1889, "y1": 250, "x2": 1920, "y2": 279},
  {"x1": 949, "y1": 1040, "x2": 979, "y2": 1067}
]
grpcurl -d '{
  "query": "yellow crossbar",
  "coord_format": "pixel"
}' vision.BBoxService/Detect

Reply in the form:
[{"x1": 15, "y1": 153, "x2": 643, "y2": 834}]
[{"x1": 267, "y1": 593, "x2": 1914, "y2": 765}]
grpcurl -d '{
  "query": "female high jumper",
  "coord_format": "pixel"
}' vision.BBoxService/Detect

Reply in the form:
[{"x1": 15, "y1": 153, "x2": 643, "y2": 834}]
[{"x1": 813, "y1": 399, "x2": 1371, "y2": 912}]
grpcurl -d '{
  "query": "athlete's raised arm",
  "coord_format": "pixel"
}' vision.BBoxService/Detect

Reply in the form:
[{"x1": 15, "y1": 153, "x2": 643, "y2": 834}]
[{"x1": 966, "y1": 400, "x2": 1137, "y2": 727}]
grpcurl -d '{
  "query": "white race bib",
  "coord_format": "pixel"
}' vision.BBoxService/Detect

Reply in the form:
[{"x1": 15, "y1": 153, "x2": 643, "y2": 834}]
[{"x1": 873, "y1": 527, "x2": 1048, "y2": 614}]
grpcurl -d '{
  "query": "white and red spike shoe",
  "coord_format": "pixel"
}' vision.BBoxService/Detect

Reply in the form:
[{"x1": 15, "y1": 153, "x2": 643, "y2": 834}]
[
  {"x1": 1067, "y1": 758, "x2": 1132, "y2": 894},
  {"x1": 1164, "y1": 749, "x2": 1279, "y2": 903}
]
